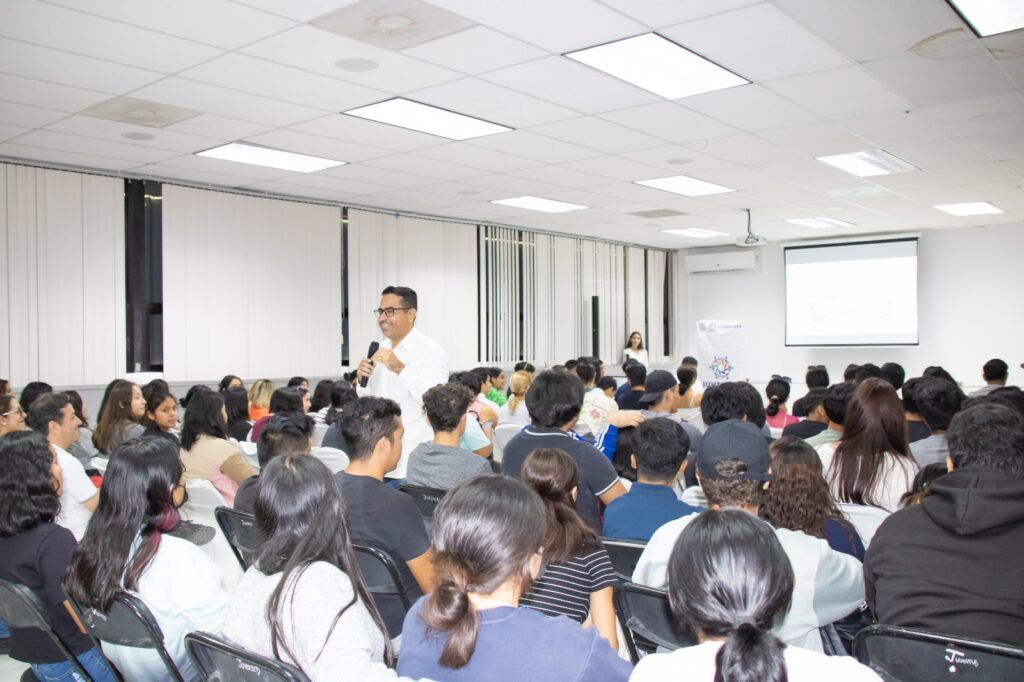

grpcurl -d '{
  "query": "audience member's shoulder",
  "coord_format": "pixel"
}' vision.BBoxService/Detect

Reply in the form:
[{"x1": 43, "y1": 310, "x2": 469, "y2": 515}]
[
  {"x1": 290, "y1": 560, "x2": 355, "y2": 593},
  {"x1": 647, "y1": 511, "x2": 700, "y2": 546},
  {"x1": 784, "y1": 645, "x2": 883, "y2": 680}
]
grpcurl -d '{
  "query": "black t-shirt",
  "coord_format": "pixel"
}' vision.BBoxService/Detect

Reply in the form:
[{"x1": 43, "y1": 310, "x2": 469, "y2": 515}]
[
  {"x1": 501, "y1": 427, "x2": 619, "y2": 531},
  {"x1": 782, "y1": 419, "x2": 828, "y2": 440},
  {"x1": 321, "y1": 423, "x2": 350, "y2": 453},
  {"x1": 233, "y1": 476, "x2": 259, "y2": 514},
  {"x1": 334, "y1": 472, "x2": 429, "y2": 637},
  {"x1": 227, "y1": 419, "x2": 252, "y2": 443},
  {"x1": 0, "y1": 523, "x2": 94, "y2": 663},
  {"x1": 615, "y1": 389, "x2": 645, "y2": 411},
  {"x1": 907, "y1": 420, "x2": 931, "y2": 443},
  {"x1": 791, "y1": 395, "x2": 810, "y2": 418}
]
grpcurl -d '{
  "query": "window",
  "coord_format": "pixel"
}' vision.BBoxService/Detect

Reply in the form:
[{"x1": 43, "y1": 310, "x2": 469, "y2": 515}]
[{"x1": 124, "y1": 179, "x2": 163, "y2": 372}]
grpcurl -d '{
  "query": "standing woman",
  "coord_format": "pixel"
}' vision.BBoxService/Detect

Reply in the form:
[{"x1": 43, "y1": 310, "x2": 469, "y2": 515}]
[
  {"x1": 0, "y1": 394, "x2": 28, "y2": 438},
  {"x1": 180, "y1": 390, "x2": 256, "y2": 504},
  {"x1": 765, "y1": 377, "x2": 799, "y2": 431},
  {"x1": 0, "y1": 431, "x2": 117, "y2": 682},
  {"x1": 92, "y1": 381, "x2": 146, "y2": 455},
  {"x1": 66, "y1": 437, "x2": 229, "y2": 680},
  {"x1": 518, "y1": 448, "x2": 619, "y2": 649},
  {"x1": 623, "y1": 331, "x2": 648, "y2": 368}
]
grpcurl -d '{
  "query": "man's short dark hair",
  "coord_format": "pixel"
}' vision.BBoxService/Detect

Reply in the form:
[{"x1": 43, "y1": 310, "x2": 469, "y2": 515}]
[
  {"x1": 902, "y1": 377, "x2": 923, "y2": 414},
  {"x1": 915, "y1": 378, "x2": 963, "y2": 432},
  {"x1": 806, "y1": 366, "x2": 829, "y2": 389},
  {"x1": 596, "y1": 376, "x2": 617, "y2": 393},
  {"x1": 423, "y1": 383, "x2": 474, "y2": 433},
  {"x1": 625, "y1": 362, "x2": 647, "y2": 387},
  {"x1": 20, "y1": 381, "x2": 53, "y2": 412},
  {"x1": 801, "y1": 387, "x2": 828, "y2": 414},
  {"x1": 923, "y1": 365, "x2": 957, "y2": 384},
  {"x1": 257, "y1": 412, "x2": 313, "y2": 467},
  {"x1": 470, "y1": 367, "x2": 492, "y2": 387},
  {"x1": 983, "y1": 358, "x2": 1009, "y2": 382},
  {"x1": 564, "y1": 359, "x2": 578, "y2": 372},
  {"x1": 987, "y1": 386, "x2": 1024, "y2": 418},
  {"x1": 735, "y1": 382, "x2": 766, "y2": 428},
  {"x1": 381, "y1": 285, "x2": 418, "y2": 310},
  {"x1": 700, "y1": 458, "x2": 763, "y2": 508},
  {"x1": 26, "y1": 391, "x2": 71, "y2": 434},
  {"x1": 635, "y1": 419, "x2": 689, "y2": 482},
  {"x1": 680, "y1": 356, "x2": 698, "y2": 366},
  {"x1": 823, "y1": 383, "x2": 856, "y2": 426},
  {"x1": 947, "y1": 402, "x2": 1024, "y2": 479},
  {"x1": 339, "y1": 397, "x2": 402, "y2": 461},
  {"x1": 514, "y1": 362, "x2": 535, "y2": 373},
  {"x1": 269, "y1": 387, "x2": 305, "y2": 413},
  {"x1": 880, "y1": 362, "x2": 906, "y2": 390},
  {"x1": 701, "y1": 383, "x2": 747, "y2": 425},
  {"x1": 843, "y1": 364, "x2": 860, "y2": 382},
  {"x1": 854, "y1": 363, "x2": 883, "y2": 383},
  {"x1": 574, "y1": 358, "x2": 597, "y2": 385},
  {"x1": 449, "y1": 371, "x2": 481, "y2": 396},
  {"x1": 525, "y1": 370, "x2": 585, "y2": 429}
]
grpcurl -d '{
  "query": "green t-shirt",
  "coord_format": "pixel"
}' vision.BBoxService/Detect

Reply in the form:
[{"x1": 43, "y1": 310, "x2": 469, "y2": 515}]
[{"x1": 486, "y1": 387, "x2": 508, "y2": 407}]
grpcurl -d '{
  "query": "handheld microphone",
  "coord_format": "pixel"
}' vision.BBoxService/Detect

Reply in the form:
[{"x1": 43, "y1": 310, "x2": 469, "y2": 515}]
[{"x1": 359, "y1": 341, "x2": 380, "y2": 388}]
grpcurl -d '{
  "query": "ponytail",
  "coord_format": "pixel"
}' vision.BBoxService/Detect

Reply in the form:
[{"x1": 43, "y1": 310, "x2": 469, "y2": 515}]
[
  {"x1": 714, "y1": 621, "x2": 787, "y2": 682},
  {"x1": 521, "y1": 448, "x2": 598, "y2": 563},
  {"x1": 764, "y1": 378, "x2": 790, "y2": 418},
  {"x1": 766, "y1": 395, "x2": 781, "y2": 417},
  {"x1": 420, "y1": 557, "x2": 479, "y2": 669}
]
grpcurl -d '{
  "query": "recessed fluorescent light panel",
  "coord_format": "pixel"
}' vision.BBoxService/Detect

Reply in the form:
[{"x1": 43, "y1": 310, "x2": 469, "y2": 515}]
[
  {"x1": 946, "y1": 0, "x2": 1024, "y2": 37},
  {"x1": 786, "y1": 217, "x2": 856, "y2": 228},
  {"x1": 661, "y1": 228, "x2": 729, "y2": 238},
  {"x1": 491, "y1": 196, "x2": 588, "y2": 213},
  {"x1": 933, "y1": 201, "x2": 1004, "y2": 216},
  {"x1": 816, "y1": 149, "x2": 918, "y2": 177},
  {"x1": 565, "y1": 33, "x2": 748, "y2": 99},
  {"x1": 634, "y1": 175, "x2": 735, "y2": 197},
  {"x1": 196, "y1": 143, "x2": 345, "y2": 173},
  {"x1": 343, "y1": 98, "x2": 511, "y2": 140}
]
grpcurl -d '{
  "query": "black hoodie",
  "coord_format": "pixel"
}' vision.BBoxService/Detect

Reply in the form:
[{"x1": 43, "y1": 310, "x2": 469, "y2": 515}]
[{"x1": 865, "y1": 468, "x2": 1024, "y2": 645}]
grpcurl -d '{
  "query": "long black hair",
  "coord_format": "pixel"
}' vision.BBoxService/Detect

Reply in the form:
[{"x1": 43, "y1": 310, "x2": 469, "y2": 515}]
[
  {"x1": 325, "y1": 381, "x2": 357, "y2": 426},
  {"x1": 309, "y1": 380, "x2": 334, "y2": 413},
  {"x1": 668, "y1": 509, "x2": 792, "y2": 682},
  {"x1": 67, "y1": 437, "x2": 184, "y2": 611},
  {"x1": 180, "y1": 390, "x2": 228, "y2": 450},
  {"x1": 253, "y1": 454, "x2": 393, "y2": 666},
  {"x1": 764, "y1": 378, "x2": 791, "y2": 417},
  {"x1": 224, "y1": 387, "x2": 250, "y2": 424},
  {"x1": 0, "y1": 431, "x2": 60, "y2": 536}
]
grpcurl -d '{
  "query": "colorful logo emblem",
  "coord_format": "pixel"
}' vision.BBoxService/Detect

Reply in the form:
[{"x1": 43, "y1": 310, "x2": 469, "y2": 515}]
[{"x1": 710, "y1": 355, "x2": 734, "y2": 380}]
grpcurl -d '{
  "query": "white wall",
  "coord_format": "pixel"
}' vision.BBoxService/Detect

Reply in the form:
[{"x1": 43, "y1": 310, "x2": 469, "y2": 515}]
[{"x1": 673, "y1": 224, "x2": 1024, "y2": 395}]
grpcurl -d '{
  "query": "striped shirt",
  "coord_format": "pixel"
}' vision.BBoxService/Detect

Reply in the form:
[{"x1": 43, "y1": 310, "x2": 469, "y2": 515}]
[{"x1": 520, "y1": 547, "x2": 618, "y2": 623}]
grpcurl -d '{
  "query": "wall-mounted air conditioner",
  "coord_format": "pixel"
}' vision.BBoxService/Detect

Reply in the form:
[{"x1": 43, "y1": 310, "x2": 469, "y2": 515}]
[{"x1": 684, "y1": 250, "x2": 760, "y2": 274}]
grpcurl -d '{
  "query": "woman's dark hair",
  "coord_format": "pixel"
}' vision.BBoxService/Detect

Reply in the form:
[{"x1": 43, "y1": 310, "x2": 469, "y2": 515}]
[
  {"x1": 64, "y1": 389, "x2": 88, "y2": 428},
  {"x1": 141, "y1": 386, "x2": 175, "y2": 431},
  {"x1": 93, "y1": 381, "x2": 140, "y2": 453},
  {"x1": 224, "y1": 387, "x2": 250, "y2": 424},
  {"x1": 764, "y1": 378, "x2": 791, "y2": 417},
  {"x1": 669, "y1": 510, "x2": 792, "y2": 682},
  {"x1": 0, "y1": 431, "x2": 60, "y2": 536},
  {"x1": 736, "y1": 382, "x2": 767, "y2": 429},
  {"x1": 269, "y1": 387, "x2": 305, "y2": 414},
  {"x1": 325, "y1": 381, "x2": 358, "y2": 426},
  {"x1": 254, "y1": 454, "x2": 393, "y2": 666},
  {"x1": 218, "y1": 375, "x2": 242, "y2": 392},
  {"x1": 180, "y1": 383, "x2": 213, "y2": 409},
  {"x1": 421, "y1": 476, "x2": 544, "y2": 670},
  {"x1": 180, "y1": 390, "x2": 228, "y2": 451},
  {"x1": 146, "y1": 379, "x2": 170, "y2": 393},
  {"x1": 676, "y1": 366, "x2": 697, "y2": 394},
  {"x1": 761, "y1": 437, "x2": 844, "y2": 539},
  {"x1": 843, "y1": 364, "x2": 860, "y2": 382},
  {"x1": 19, "y1": 381, "x2": 53, "y2": 412},
  {"x1": 829, "y1": 377, "x2": 912, "y2": 507},
  {"x1": 520, "y1": 448, "x2": 598, "y2": 564},
  {"x1": 97, "y1": 379, "x2": 127, "y2": 422},
  {"x1": 0, "y1": 379, "x2": 10, "y2": 396},
  {"x1": 513, "y1": 362, "x2": 536, "y2": 374},
  {"x1": 449, "y1": 371, "x2": 482, "y2": 396},
  {"x1": 574, "y1": 358, "x2": 598, "y2": 385},
  {"x1": 625, "y1": 330, "x2": 644, "y2": 350},
  {"x1": 67, "y1": 437, "x2": 184, "y2": 611},
  {"x1": 524, "y1": 370, "x2": 585, "y2": 428},
  {"x1": 0, "y1": 394, "x2": 17, "y2": 419},
  {"x1": 287, "y1": 376, "x2": 308, "y2": 388},
  {"x1": 612, "y1": 426, "x2": 638, "y2": 482},
  {"x1": 309, "y1": 380, "x2": 334, "y2": 413},
  {"x1": 900, "y1": 462, "x2": 948, "y2": 507}
]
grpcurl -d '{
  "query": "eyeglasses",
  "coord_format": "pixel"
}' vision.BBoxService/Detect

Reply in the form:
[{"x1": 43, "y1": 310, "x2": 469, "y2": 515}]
[
  {"x1": 771, "y1": 374, "x2": 792, "y2": 383},
  {"x1": 1, "y1": 407, "x2": 25, "y2": 418},
  {"x1": 373, "y1": 307, "x2": 413, "y2": 319}
]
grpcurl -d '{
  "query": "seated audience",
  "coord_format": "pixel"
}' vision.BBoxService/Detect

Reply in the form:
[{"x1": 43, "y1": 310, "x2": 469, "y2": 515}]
[
  {"x1": 761, "y1": 437, "x2": 864, "y2": 560},
  {"x1": 234, "y1": 412, "x2": 313, "y2": 514},
  {"x1": 518, "y1": 449, "x2": 618, "y2": 649},
  {"x1": 179, "y1": 383, "x2": 211, "y2": 411},
  {"x1": 66, "y1": 437, "x2": 229, "y2": 680},
  {"x1": 923, "y1": 365, "x2": 958, "y2": 385},
  {"x1": 0, "y1": 432, "x2": 117, "y2": 682},
  {"x1": 880, "y1": 362, "x2": 905, "y2": 391},
  {"x1": 309, "y1": 379, "x2": 335, "y2": 425},
  {"x1": 0, "y1": 393, "x2": 28, "y2": 438},
  {"x1": 577, "y1": 358, "x2": 616, "y2": 438},
  {"x1": 638, "y1": 370, "x2": 701, "y2": 455},
  {"x1": 406, "y1": 383, "x2": 491, "y2": 490},
  {"x1": 496, "y1": 370, "x2": 532, "y2": 427},
  {"x1": 970, "y1": 357, "x2": 1009, "y2": 397},
  {"x1": 218, "y1": 374, "x2": 243, "y2": 392},
  {"x1": 288, "y1": 376, "x2": 310, "y2": 393},
  {"x1": 224, "y1": 386, "x2": 252, "y2": 442},
  {"x1": 633, "y1": 419, "x2": 864, "y2": 652},
  {"x1": 805, "y1": 382, "x2": 854, "y2": 449},
  {"x1": 141, "y1": 384, "x2": 180, "y2": 446},
  {"x1": 854, "y1": 363, "x2": 883, "y2": 383},
  {"x1": 611, "y1": 425, "x2": 638, "y2": 485},
  {"x1": 603, "y1": 419, "x2": 702, "y2": 541},
  {"x1": 250, "y1": 386, "x2": 308, "y2": 443},
  {"x1": 471, "y1": 367, "x2": 502, "y2": 415},
  {"x1": 335, "y1": 397, "x2": 433, "y2": 639},
  {"x1": 781, "y1": 388, "x2": 828, "y2": 440},
  {"x1": 679, "y1": 355, "x2": 703, "y2": 394},
  {"x1": 180, "y1": 390, "x2": 256, "y2": 504},
  {"x1": 823, "y1": 378, "x2": 918, "y2": 513},
  {"x1": 765, "y1": 376, "x2": 799, "y2": 430},
  {"x1": 397, "y1": 476, "x2": 632, "y2": 682},
  {"x1": 843, "y1": 364, "x2": 860, "y2": 382},
  {"x1": 900, "y1": 377, "x2": 932, "y2": 443},
  {"x1": 865, "y1": 402, "x2": 1024, "y2": 645},
  {"x1": 792, "y1": 365, "x2": 829, "y2": 417},
  {"x1": 248, "y1": 379, "x2": 275, "y2": 421},
  {"x1": 450, "y1": 371, "x2": 496, "y2": 456},
  {"x1": 484, "y1": 367, "x2": 508, "y2": 407},
  {"x1": 18, "y1": 381, "x2": 53, "y2": 414},
  {"x1": 64, "y1": 390, "x2": 99, "y2": 468},
  {"x1": 616, "y1": 361, "x2": 647, "y2": 411},
  {"x1": 225, "y1": 454, "x2": 399, "y2": 680},
  {"x1": 910, "y1": 378, "x2": 962, "y2": 467},
  {"x1": 596, "y1": 376, "x2": 617, "y2": 399},
  {"x1": 899, "y1": 462, "x2": 948, "y2": 508},
  {"x1": 513, "y1": 361, "x2": 535, "y2": 376},
  {"x1": 675, "y1": 366, "x2": 703, "y2": 425},
  {"x1": 321, "y1": 380, "x2": 358, "y2": 452},
  {"x1": 92, "y1": 380, "x2": 146, "y2": 455},
  {"x1": 700, "y1": 382, "x2": 747, "y2": 426},
  {"x1": 26, "y1": 393, "x2": 97, "y2": 540},
  {"x1": 989, "y1": 385, "x2": 1024, "y2": 417},
  {"x1": 736, "y1": 381, "x2": 772, "y2": 438},
  {"x1": 501, "y1": 370, "x2": 625, "y2": 530},
  {"x1": 632, "y1": 510, "x2": 880, "y2": 682}
]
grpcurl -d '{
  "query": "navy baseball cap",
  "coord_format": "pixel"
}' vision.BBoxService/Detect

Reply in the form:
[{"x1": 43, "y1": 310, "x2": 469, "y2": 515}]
[
  {"x1": 697, "y1": 419, "x2": 772, "y2": 482},
  {"x1": 639, "y1": 370, "x2": 678, "y2": 404}
]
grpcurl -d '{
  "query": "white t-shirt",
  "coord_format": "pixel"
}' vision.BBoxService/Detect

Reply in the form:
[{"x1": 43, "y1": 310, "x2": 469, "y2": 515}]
[
  {"x1": 497, "y1": 399, "x2": 530, "y2": 427},
  {"x1": 632, "y1": 641, "x2": 881, "y2": 682},
  {"x1": 819, "y1": 446, "x2": 918, "y2": 513},
  {"x1": 54, "y1": 445, "x2": 97, "y2": 541},
  {"x1": 624, "y1": 348, "x2": 649, "y2": 367}
]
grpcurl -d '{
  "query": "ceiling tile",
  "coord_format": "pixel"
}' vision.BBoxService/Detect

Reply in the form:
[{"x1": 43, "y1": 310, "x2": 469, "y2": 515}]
[
  {"x1": 964, "y1": 131, "x2": 1024, "y2": 161},
  {"x1": 360, "y1": 188, "x2": 467, "y2": 208},
  {"x1": 362, "y1": 153, "x2": 485, "y2": 181},
  {"x1": 765, "y1": 66, "x2": 911, "y2": 119},
  {"x1": 862, "y1": 52, "x2": 1017, "y2": 108},
  {"x1": 508, "y1": 165, "x2": 612, "y2": 189},
  {"x1": 415, "y1": 143, "x2": 541, "y2": 173},
  {"x1": 689, "y1": 134, "x2": 799, "y2": 165},
  {"x1": 836, "y1": 109, "x2": 956, "y2": 148},
  {"x1": 869, "y1": 162, "x2": 1019, "y2": 192},
  {"x1": 0, "y1": 123, "x2": 31, "y2": 142},
  {"x1": 595, "y1": 0, "x2": 761, "y2": 29},
  {"x1": 231, "y1": 0, "x2": 358, "y2": 22},
  {"x1": 0, "y1": 142, "x2": 142, "y2": 171},
  {"x1": 0, "y1": 101, "x2": 67, "y2": 129},
  {"x1": 407, "y1": 78, "x2": 578, "y2": 128},
  {"x1": 164, "y1": 114, "x2": 272, "y2": 141},
  {"x1": 599, "y1": 102, "x2": 740, "y2": 144},
  {"x1": 468, "y1": 130, "x2": 598, "y2": 163},
  {"x1": 920, "y1": 92, "x2": 1024, "y2": 137},
  {"x1": 681, "y1": 85, "x2": 819, "y2": 132},
  {"x1": 757, "y1": 121, "x2": 872, "y2": 156},
  {"x1": 0, "y1": 74, "x2": 109, "y2": 113},
  {"x1": 11, "y1": 129, "x2": 178, "y2": 163},
  {"x1": 402, "y1": 26, "x2": 547, "y2": 74},
  {"x1": 157, "y1": 153, "x2": 297, "y2": 181},
  {"x1": 529, "y1": 117, "x2": 665, "y2": 154},
  {"x1": 46, "y1": 115, "x2": 222, "y2": 153},
  {"x1": 319, "y1": 163, "x2": 435, "y2": 189},
  {"x1": 745, "y1": 159, "x2": 855, "y2": 185},
  {"x1": 290, "y1": 114, "x2": 446, "y2": 151},
  {"x1": 130, "y1": 163, "x2": 273, "y2": 188},
  {"x1": 458, "y1": 173, "x2": 561, "y2": 196},
  {"x1": 620, "y1": 145, "x2": 738, "y2": 173},
  {"x1": 244, "y1": 128, "x2": 392, "y2": 163},
  {"x1": 263, "y1": 173, "x2": 394, "y2": 195},
  {"x1": 886, "y1": 138, "x2": 993, "y2": 169},
  {"x1": 561, "y1": 155, "x2": 668, "y2": 181},
  {"x1": 0, "y1": 37, "x2": 163, "y2": 93}
]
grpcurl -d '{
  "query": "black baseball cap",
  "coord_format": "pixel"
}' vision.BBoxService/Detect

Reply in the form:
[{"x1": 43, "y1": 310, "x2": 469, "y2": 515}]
[
  {"x1": 639, "y1": 369, "x2": 678, "y2": 404},
  {"x1": 697, "y1": 419, "x2": 772, "y2": 482}
]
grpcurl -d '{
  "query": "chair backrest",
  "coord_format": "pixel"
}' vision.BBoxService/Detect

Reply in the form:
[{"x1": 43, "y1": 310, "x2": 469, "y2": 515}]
[
  {"x1": 853, "y1": 624, "x2": 1024, "y2": 681},
  {"x1": 352, "y1": 544, "x2": 412, "y2": 611},
  {"x1": 0, "y1": 579, "x2": 94, "y2": 682},
  {"x1": 309, "y1": 447, "x2": 349, "y2": 474},
  {"x1": 237, "y1": 441, "x2": 260, "y2": 469},
  {"x1": 215, "y1": 507, "x2": 264, "y2": 570},
  {"x1": 65, "y1": 589, "x2": 185, "y2": 681},
  {"x1": 185, "y1": 631, "x2": 311, "y2": 682},
  {"x1": 601, "y1": 538, "x2": 647, "y2": 582},
  {"x1": 614, "y1": 582, "x2": 697, "y2": 663},
  {"x1": 397, "y1": 484, "x2": 447, "y2": 521},
  {"x1": 491, "y1": 424, "x2": 522, "y2": 463},
  {"x1": 181, "y1": 480, "x2": 244, "y2": 592}
]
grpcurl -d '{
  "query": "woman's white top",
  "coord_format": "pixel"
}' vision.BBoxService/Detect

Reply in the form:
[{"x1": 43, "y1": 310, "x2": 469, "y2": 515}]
[
  {"x1": 631, "y1": 641, "x2": 882, "y2": 681},
  {"x1": 497, "y1": 399, "x2": 530, "y2": 427},
  {"x1": 819, "y1": 444, "x2": 919, "y2": 513},
  {"x1": 225, "y1": 562, "x2": 400, "y2": 681},
  {"x1": 623, "y1": 348, "x2": 649, "y2": 367}
]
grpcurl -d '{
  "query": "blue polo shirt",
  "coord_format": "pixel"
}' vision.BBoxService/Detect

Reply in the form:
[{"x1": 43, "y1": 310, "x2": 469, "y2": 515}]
[{"x1": 601, "y1": 482, "x2": 703, "y2": 541}]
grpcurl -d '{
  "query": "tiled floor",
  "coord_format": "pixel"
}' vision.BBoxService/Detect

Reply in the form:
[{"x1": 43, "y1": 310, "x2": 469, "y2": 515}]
[{"x1": 0, "y1": 655, "x2": 28, "y2": 681}]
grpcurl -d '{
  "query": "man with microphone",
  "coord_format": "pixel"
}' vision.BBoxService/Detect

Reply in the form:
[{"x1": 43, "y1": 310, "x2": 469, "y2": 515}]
[{"x1": 357, "y1": 285, "x2": 448, "y2": 479}]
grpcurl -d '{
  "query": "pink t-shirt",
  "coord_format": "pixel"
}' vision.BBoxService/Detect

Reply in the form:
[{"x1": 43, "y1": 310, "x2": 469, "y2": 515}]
[{"x1": 766, "y1": 410, "x2": 799, "y2": 429}]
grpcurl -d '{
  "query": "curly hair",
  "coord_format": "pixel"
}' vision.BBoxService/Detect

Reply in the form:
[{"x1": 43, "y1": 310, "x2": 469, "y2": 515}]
[
  {"x1": 760, "y1": 437, "x2": 843, "y2": 539},
  {"x1": 0, "y1": 431, "x2": 60, "y2": 536}
]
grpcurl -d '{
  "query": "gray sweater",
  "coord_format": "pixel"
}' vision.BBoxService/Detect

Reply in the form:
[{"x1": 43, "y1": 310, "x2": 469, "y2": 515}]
[{"x1": 405, "y1": 442, "x2": 492, "y2": 490}]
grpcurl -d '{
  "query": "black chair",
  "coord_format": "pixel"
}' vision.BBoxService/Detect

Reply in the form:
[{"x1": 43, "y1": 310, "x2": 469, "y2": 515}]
[
  {"x1": 614, "y1": 582, "x2": 697, "y2": 663},
  {"x1": 0, "y1": 579, "x2": 95, "y2": 682},
  {"x1": 352, "y1": 544, "x2": 412, "y2": 611},
  {"x1": 185, "y1": 631, "x2": 311, "y2": 682},
  {"x1": 396, "y1": 484, "x2": 447, "y2": 522},
  {"x1": 853, "y1": 624, "x2": 1024, "y2": 681},
  {"x1": 215, "y1": 506, "x2": 264, "y2": 570},
  {"x1": 64, "y1": 589, "x2": 185, "y2": 681},
  {"x1": 820, "y1": 623, "x2": 846, "y2": 655},
  {"x1": 601, "y1": 537, "x2": 646, "y2": 582}
]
